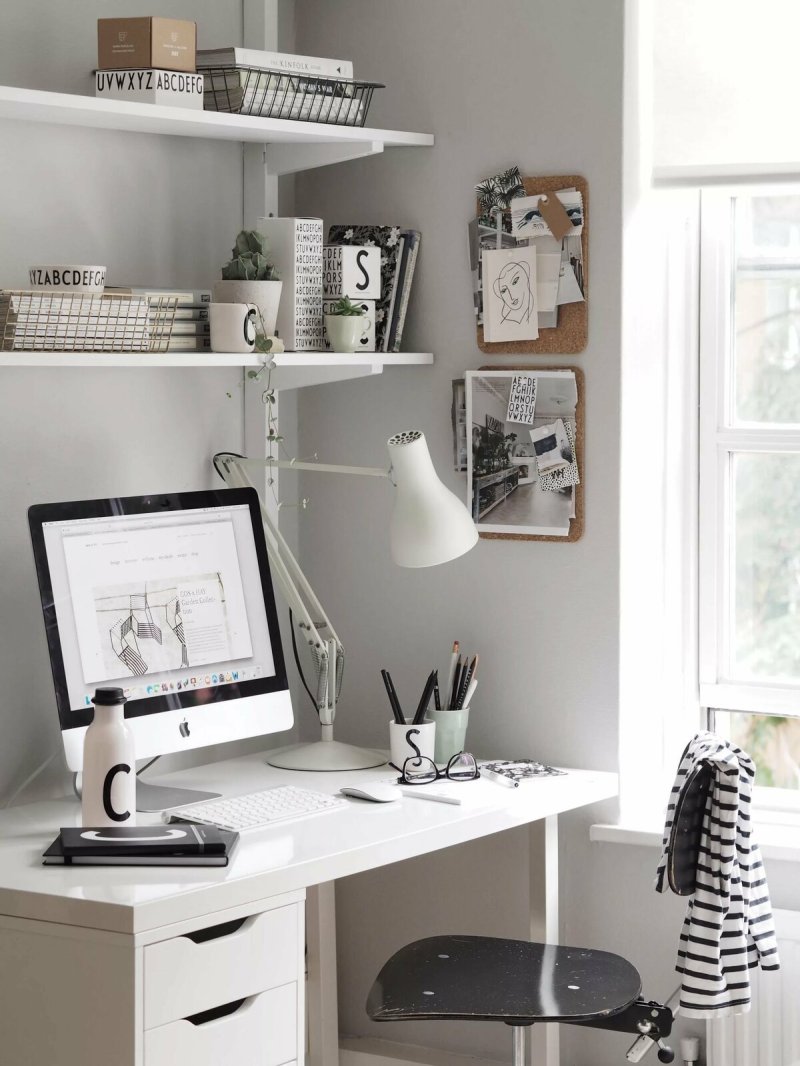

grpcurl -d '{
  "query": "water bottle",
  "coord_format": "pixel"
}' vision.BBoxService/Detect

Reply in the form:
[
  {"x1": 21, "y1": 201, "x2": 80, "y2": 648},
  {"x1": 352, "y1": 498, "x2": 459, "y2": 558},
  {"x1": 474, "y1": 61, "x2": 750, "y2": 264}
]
[{"x1": 81, "y1": 687, "x2": 136, "y2": 827}]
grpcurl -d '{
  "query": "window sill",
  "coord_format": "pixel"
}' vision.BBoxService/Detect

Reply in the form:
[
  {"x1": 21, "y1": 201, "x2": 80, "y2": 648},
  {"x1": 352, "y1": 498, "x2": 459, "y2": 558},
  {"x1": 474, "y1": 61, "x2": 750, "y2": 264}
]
[{"x1": 590, "y1": 817, "x2": 800, "y2": 863}]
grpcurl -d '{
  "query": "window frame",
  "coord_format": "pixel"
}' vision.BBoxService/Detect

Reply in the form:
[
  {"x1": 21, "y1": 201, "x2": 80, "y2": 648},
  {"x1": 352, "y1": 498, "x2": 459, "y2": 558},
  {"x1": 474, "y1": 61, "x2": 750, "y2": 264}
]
[{"x1": 699, "y1": 186, "x2": 800, "y2": 719}]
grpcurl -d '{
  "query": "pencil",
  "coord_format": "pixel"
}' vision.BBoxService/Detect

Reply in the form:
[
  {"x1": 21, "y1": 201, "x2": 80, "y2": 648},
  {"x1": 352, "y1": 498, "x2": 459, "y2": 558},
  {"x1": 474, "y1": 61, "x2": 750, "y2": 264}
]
[
  {"x1": 450, "y1": 656, "x2": 463, "y2": 711},
  {"x1": 412, "y1": 669, "x2": 436, "y2": 725},
  {"x1": 456, "y1": 654, "x2": 478, "y2": 710},
  {"x1": 381, "y1": 669, "x2": 405, "y2": 724},
  {"x1": 445, "y1": 641, "x2": 459, "y2": 710}
]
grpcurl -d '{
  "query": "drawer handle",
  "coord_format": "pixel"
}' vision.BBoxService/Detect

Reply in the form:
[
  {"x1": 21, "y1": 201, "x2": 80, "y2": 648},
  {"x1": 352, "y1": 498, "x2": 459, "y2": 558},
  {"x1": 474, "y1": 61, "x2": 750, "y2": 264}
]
[
  {"x1": 185, "y1": 916, "x2": 248, "y2": 944},
  {"x1": 186, "y1": 997, "x2": 250, "y2": 1026}
]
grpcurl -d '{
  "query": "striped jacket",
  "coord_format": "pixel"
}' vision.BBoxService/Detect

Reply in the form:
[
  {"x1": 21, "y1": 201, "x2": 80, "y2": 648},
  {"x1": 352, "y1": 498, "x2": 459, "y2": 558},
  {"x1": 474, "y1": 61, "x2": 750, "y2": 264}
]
[{"x1": 656, "y1": 732, "x2": 780, "y2": 1017}]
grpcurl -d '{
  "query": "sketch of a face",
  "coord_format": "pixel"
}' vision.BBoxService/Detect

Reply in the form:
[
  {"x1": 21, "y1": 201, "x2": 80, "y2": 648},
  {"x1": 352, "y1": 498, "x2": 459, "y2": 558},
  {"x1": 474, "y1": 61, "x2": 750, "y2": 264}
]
[{"x1": 493, "y1": 260, "x2": 532, "y2": 323}]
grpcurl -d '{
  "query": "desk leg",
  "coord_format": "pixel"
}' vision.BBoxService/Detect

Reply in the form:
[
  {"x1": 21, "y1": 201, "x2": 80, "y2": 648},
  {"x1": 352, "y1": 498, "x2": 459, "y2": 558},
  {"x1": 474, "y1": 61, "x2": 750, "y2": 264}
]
[
  {"x1": 307, "y1": 882, "x2": 340, "y2": 1066},
  {"x1": 529, "y1": 815, "x2": 559, "y2": 1066}
]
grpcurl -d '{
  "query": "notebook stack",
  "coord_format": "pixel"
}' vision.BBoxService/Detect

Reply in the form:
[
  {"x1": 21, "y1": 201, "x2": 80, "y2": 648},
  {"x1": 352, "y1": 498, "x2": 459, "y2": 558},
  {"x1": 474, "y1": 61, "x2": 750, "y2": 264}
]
[
  {"x1": 107, "y1": 288, "x2": 212, "y2": 352},
  {"x1": 197, "y1": 47, "x2": 363, "y2": 124},
  {"x1": 43, "y1": 824, "x2": 239, "y2": 867}
]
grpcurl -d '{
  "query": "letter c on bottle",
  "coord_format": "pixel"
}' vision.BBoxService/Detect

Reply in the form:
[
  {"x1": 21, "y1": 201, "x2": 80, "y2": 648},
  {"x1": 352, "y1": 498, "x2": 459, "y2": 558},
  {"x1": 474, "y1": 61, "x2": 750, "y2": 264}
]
[{"x1": 102, "y1": 763, "x2": 132, "y2": 822}]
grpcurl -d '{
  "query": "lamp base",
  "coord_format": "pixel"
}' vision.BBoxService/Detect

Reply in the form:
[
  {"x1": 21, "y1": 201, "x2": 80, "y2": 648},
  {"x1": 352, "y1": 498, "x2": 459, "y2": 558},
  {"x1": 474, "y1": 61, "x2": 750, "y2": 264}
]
[{"x1": 267, "y1": 740, "x2": 387, "y2": 772}]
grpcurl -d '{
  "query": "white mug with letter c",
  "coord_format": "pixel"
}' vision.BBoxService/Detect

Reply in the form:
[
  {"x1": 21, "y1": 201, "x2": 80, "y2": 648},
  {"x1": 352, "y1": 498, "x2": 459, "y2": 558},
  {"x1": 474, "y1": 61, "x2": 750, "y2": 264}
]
[{"x1": 210, "y1": 302, "x2": 258, "y2": 353}]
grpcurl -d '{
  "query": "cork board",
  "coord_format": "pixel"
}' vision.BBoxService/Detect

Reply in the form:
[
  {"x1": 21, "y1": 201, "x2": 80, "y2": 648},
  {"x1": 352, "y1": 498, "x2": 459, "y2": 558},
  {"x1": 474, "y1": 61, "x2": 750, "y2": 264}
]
[
  {"x1": 476, "y1": 174, "x2": 588, "y2": 355},
  {"x1": 471, "y1": 366, "x2": 584, "y2": 543}
]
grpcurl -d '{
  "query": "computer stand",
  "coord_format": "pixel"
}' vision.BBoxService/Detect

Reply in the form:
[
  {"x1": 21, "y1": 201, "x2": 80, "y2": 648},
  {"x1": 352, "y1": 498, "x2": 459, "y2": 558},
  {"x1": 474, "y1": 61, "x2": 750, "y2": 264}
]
[{"x1": 72, "y1": 773, "x2": 220, "y2": 814}]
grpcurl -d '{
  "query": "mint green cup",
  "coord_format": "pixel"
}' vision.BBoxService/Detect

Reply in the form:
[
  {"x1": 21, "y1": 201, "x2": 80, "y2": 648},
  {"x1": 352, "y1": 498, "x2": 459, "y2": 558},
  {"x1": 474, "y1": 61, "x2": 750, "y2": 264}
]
[{"x1": 429, "y1": 708, "x2": 470, "y2": 764}]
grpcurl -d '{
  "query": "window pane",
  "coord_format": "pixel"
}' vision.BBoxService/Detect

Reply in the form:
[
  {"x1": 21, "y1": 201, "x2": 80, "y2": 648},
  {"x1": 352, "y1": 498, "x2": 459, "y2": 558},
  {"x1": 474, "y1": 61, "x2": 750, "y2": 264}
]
[
  {"x1": 734, "y1": 194, "x2": 800, "y2": 424},
  {"x1": 716, "y1": 710, "x2": 800, "y2": 790},
  {"x1": 733, "y1": 452, "x2": 800, "y2": 680}
]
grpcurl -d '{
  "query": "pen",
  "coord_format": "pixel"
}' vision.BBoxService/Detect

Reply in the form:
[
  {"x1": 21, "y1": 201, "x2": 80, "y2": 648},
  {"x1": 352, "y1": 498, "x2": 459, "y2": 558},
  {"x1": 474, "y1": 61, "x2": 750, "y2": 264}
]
[
  {"x1": 456, "y1": 654, "x2": 477, "y2": 710},
  {"x1": 400, "y1": 787, "x2": 461, "y2": 805},
  {"x1": 381, "y1": 669, "x2": 405, "y2": 725},
  {"x1": 450, "y1": 656, "x2": 463, "y2": 711},
  {"x1": 433, "y1": 672, "x2": 441, "y2": 711},
  {"x1": 462, "y1": 677, "x2": 478, "y2": 710},
  {"x1": 481, "y1": 767, "x2": 519, "y2": 789},
  {"x1": 412, "y1": 669, "x2": 436, "y2": 725},
  {"x1": 445, "y1": 641, "x2": 459, "y2": 709}
]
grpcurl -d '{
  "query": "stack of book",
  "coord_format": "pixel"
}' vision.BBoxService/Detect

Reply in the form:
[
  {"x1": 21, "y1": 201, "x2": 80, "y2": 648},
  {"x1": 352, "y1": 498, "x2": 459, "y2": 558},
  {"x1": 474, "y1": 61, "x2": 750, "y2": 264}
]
[
  {"x1": 197, "y1": 47, "x2": 364, "y2": 124},
  {"x1": 327, "y1": 225, "x2": 421, "y2": 353},
  {"x1": 43, "y1": 824, "x2": 239, "y2": 867},
  {"x1": 108, "y1": 287, "x2": 212, "y2": 352},
  {"x1": 0, "y1": 290, "x2": 150, "y2": 352}
]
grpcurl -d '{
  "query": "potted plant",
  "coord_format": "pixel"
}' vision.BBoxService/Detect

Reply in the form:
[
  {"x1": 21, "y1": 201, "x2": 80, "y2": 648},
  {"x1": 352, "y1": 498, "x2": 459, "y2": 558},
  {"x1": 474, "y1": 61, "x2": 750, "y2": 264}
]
[
  {"x1": 324, "y1": 295, "x2": 371, "y2": 354},
  {"x1": 213, "y1": 230, "x2": 282, "y2": 336}
]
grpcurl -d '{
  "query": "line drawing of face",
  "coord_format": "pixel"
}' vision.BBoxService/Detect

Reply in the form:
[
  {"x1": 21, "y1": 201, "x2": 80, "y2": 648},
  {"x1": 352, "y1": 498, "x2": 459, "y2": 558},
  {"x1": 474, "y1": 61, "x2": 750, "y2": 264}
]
[{"x1": 493, "y1": 260, "x2": 532, "y2": 324}]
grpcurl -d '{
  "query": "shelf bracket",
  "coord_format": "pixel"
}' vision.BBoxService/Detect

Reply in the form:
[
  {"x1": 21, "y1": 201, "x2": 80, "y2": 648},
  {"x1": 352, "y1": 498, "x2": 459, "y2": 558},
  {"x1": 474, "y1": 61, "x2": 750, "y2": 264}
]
[{"x1": 264, "y1": 139, "x2": 384, "y2": 176}]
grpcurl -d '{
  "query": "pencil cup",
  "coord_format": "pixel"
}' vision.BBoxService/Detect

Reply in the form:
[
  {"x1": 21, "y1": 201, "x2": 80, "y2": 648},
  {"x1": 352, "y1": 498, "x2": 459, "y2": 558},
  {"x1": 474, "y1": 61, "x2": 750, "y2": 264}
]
[
  {"x1": 429, "y1": 708, "x2": 470, "y2": 764},
  {"x1": 389, "y1": 719, "x2": 436, "y2": 771}
]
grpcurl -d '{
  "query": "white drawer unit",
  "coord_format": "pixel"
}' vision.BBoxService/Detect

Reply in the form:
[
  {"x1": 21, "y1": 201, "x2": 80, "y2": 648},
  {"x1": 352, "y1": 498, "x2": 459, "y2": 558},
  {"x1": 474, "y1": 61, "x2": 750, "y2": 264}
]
[
  {"x1": 144, "y1": 901, "x2": 301, "y2": 1029},
  {"x1": 144, "y1": 984, "x2": 297, "y2": 1066}
]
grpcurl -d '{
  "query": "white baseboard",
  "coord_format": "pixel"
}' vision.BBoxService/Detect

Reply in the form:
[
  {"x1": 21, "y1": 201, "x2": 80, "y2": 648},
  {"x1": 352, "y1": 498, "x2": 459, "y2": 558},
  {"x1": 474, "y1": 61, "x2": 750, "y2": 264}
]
[{"x1": 340, "y1": 1035, "x2": 507, "y2": 1066}]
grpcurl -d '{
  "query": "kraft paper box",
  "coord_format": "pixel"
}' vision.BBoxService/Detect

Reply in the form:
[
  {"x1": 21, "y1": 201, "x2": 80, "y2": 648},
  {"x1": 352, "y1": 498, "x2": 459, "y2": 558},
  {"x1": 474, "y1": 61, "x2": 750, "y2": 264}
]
[
  {"x1": 97, "y1": 18, "x2": 197, "y2": 73},
  {"x1": 258, "y1": 217, "x2": 324, "y2": 351},
  {"x1": 322, "y1": 245, "x2": 381, "y2": 300}
]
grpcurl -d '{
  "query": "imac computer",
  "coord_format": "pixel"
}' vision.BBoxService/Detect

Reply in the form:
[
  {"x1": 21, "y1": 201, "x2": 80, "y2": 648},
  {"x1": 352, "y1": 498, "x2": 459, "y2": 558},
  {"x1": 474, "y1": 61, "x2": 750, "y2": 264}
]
[{"x1": 28, "y1": 487, "x2": 292, "y2": 810}]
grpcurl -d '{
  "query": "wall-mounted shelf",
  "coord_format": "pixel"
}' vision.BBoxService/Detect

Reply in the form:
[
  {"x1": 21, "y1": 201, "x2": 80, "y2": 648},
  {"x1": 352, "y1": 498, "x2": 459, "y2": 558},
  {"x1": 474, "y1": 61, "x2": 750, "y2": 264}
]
[
  {"x1": 0, "y1": 86, "x2": 434, "y2": 175},
  {"x1": 0, "y1": 350, "x2": 433, "y2": 390}
]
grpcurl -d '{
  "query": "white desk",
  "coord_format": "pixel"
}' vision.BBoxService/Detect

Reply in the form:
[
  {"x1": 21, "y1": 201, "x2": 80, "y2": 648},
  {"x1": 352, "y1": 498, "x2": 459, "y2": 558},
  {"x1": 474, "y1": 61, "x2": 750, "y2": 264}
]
[{"x1": 0, "y1": 752, "x2": 617, "y2": 1066}]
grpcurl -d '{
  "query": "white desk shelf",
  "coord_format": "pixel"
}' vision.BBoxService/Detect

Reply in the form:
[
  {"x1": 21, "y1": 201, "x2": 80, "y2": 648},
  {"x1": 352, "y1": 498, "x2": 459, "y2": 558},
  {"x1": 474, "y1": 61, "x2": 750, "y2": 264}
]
[
  {"x1": 0, "y1": 85, "x2": 434, "y2": 175},
  {"x1": 0, "y1": 350, "x2": 433, "y2": 389}
]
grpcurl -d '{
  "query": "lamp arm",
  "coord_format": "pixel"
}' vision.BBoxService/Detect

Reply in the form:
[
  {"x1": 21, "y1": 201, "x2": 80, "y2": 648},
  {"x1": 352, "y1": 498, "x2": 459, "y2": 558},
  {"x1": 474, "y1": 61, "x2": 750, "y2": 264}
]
[
  {"x1": 232, "y1": 456, "x2": 390, "y2": 479},
  {"x1": 214, "y1": 454, "x2": 343, "y2": 725}
]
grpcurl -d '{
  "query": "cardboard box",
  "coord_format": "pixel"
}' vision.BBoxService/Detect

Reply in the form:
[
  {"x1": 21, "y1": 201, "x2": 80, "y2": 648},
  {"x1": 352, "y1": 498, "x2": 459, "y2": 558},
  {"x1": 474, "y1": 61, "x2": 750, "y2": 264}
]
[
  {"x1": 323, "y1": 299, "x2": 376, "y2": 352},
  {"x1": 257, "y1": 217, "x2": 324, "y2": 351},
  {"x1": 97, "y1": 18, "x2": 197, "y2": 73},
  {"x1": 322, "y1": 245, "x2": 381, "y2": 299}
]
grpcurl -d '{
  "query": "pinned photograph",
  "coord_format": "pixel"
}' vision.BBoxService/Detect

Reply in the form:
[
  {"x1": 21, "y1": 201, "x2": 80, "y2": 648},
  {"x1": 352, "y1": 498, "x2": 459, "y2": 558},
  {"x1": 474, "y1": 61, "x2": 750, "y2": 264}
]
[
  {"x1": 530, "y1": 419, "x2": 572, "y2": 477},
  {"x1": 482, "y1": 246, "x2": 538, "y2": 343},
  {"x1": 466, "y1": 370, "x2": 578, "y2": 537},
  {"x1": 475, "y1": 165, "x2": 525, "y2": 231},
  {"x1": 511, "y1": 188, "x2": 584, "y2": 239}
]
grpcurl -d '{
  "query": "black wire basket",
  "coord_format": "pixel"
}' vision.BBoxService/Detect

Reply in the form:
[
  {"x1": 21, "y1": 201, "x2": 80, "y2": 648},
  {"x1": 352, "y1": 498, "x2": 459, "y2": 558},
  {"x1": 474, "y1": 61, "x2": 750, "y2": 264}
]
[{"x1": 201, "y1": 65, "x2": 383, "y2": 127}]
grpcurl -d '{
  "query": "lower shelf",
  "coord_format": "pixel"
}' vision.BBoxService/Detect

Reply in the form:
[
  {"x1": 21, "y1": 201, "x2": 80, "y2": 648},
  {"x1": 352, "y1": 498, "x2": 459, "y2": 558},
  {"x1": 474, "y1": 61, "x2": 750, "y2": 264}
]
[{"x1": 0, "y1": 351, "x2": 433, "y2": 389}]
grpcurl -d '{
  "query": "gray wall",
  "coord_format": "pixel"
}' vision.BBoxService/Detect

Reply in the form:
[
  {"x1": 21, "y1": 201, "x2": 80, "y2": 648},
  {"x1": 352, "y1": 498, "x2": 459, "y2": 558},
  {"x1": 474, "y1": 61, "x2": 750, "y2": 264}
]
[
  {"x1": 291, "y1": 2, "x2": 646, "y2": 1062},
  {"x1": 0, "y1": 0, "x2": 303, "y2": 803}
]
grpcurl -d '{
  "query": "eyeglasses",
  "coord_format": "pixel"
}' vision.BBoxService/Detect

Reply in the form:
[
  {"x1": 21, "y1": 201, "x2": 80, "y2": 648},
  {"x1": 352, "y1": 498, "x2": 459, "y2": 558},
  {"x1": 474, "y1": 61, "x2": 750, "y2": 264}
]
[{"x1": 396, "y1": 751, "x2": 480, "y2": 786}]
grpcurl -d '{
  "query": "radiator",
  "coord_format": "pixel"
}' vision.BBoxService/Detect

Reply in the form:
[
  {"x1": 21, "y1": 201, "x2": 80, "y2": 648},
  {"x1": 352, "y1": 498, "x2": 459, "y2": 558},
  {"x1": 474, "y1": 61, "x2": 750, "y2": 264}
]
[{"x1": 707, "y1": 909, "x2": 800, "y2": 1066}]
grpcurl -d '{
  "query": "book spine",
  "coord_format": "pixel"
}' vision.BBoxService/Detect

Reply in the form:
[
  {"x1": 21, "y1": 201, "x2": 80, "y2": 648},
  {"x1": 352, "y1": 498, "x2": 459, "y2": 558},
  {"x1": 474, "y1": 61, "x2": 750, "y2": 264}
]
[
  {"x1": 389, "y1": 234, "x2": 420, "y2": 353},
  {"x1": 381, "y1": 235, "x2": 405, "y2": 353},
  {"x1": 199, "y1": 49, "x2": 354, "y2": 79}
]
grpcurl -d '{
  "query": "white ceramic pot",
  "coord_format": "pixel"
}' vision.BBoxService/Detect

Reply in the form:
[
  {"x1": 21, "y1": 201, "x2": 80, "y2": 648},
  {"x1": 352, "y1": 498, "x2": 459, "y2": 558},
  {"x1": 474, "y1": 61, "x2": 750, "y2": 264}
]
[{"x1": 213, "y1": 279, "x2": 283, "y2": 337}]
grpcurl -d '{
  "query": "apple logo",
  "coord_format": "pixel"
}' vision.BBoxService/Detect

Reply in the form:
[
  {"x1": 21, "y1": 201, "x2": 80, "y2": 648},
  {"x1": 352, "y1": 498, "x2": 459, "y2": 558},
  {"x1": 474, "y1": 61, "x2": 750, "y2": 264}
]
[{"x1": 179, "y1": 719, "x2": 190, "y2": 738}]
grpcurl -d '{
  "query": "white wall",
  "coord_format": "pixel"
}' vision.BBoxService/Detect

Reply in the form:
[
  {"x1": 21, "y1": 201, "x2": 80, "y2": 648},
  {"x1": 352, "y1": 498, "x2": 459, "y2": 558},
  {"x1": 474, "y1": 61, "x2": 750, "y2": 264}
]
[
  {"x1": 654, "y1": 0, "x2": 800, "y2": 173},
  {"x1": 290, "y1": 2, "x2": 642, "y2": 1062},
  {"x1": 0, "y1": 0, "x2": 304, "y2": 804}
]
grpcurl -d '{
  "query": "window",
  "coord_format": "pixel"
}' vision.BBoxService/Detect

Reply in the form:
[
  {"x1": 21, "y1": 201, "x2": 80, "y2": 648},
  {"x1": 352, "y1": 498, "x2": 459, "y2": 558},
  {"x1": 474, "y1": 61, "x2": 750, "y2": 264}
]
[{"x1": 700, "y1": 189, "x2": 800, "y2": 799}]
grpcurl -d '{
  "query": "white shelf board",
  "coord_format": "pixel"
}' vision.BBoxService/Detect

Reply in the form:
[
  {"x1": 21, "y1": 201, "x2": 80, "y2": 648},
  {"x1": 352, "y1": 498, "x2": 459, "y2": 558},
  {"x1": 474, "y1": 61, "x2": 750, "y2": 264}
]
[
  {"x1": 0, "y1": 86, "x2": 433, "y2": 173},
  {"x1": 0, "y1": 350, "x2": 433, "y2": 389}
]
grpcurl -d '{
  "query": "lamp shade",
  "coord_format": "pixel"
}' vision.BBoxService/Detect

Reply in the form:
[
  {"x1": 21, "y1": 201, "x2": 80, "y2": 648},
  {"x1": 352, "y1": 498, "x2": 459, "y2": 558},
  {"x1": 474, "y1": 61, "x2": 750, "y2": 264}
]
[{"x1": 387, "y1": 431, "x2": 479, "y2": 567}]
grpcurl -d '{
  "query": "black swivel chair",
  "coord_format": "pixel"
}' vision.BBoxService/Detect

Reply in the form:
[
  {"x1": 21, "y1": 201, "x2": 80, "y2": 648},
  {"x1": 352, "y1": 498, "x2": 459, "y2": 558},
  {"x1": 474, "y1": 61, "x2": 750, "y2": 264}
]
[{"x1": 367, "y1": 762, "x2": 713, "y2": 1064}]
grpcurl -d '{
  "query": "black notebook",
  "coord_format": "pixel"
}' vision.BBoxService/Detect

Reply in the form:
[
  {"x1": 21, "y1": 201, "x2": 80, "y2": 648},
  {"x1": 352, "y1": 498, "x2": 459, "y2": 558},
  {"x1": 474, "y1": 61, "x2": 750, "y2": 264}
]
[{"x1": 43, "y1": 824, "x2": 239, "y2": 867}]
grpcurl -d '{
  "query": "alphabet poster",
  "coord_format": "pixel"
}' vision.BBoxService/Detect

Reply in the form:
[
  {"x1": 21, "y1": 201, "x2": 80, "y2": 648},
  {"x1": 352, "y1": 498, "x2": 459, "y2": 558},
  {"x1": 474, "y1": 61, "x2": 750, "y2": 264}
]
[
  {"x1": 482, "y1": 245, "x2": 539, "y2": 343},
  {"x1": 506, "y1": 374, "x2": 537, "y2": 424}
]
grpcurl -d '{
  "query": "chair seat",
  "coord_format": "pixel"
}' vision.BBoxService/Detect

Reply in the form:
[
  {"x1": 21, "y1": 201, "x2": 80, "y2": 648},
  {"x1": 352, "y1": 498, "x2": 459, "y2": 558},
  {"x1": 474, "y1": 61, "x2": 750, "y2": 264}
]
[{"x1": 367, "y1": 936, "x2": 642, "y2": 1025}]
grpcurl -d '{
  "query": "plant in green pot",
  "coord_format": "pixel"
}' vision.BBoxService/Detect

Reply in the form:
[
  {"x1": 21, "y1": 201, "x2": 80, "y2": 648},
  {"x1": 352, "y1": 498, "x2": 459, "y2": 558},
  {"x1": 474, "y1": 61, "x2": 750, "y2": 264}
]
[
  {"x1": 213, "y1": 230, "x2": 283, "y2": 336},
  {"x1": 324, "y1": 296, "x2": 371, "y2": 354}
]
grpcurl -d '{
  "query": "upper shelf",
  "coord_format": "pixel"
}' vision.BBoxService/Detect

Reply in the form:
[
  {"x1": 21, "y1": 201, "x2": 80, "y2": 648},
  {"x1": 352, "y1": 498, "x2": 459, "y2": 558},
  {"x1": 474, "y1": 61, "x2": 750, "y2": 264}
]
[
  {"x1": 0, "y1": 85, "x2": 434, "y2": 175},
  {"x1": 0, "y1": 350, "x2": 434, "y2": 390}
]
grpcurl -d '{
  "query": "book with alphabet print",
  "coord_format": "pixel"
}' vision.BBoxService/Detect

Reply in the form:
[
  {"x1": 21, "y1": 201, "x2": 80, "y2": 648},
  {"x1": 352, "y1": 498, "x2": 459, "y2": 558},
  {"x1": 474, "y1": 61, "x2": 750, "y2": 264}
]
[{"x1": 328, "y1": 225, "x2": 413, "y2": 352}]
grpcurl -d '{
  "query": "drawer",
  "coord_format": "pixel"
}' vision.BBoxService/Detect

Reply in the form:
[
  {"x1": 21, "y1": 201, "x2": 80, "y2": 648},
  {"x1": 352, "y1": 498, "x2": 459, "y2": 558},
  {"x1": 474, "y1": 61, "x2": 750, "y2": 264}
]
[
  {"x1": 145, "y1": 983, "x2": 297, "y2": 1066},
  {"x1": 144, "y1": 902, "x2": 300, "y2": 1029}
]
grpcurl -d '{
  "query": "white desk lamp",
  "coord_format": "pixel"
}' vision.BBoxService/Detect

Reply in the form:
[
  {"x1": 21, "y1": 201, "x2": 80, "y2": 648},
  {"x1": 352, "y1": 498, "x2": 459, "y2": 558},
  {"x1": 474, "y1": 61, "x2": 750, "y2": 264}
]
[{"x1": 214, "y1": 431, "x2": 478, "y2": 771}]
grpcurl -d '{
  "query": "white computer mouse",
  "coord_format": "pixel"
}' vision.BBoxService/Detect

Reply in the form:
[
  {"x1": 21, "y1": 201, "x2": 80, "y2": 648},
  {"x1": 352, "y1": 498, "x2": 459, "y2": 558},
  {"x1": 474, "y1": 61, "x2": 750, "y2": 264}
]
[{"x1": 339, "y1": 782, "x2": 400, "y2": 803}]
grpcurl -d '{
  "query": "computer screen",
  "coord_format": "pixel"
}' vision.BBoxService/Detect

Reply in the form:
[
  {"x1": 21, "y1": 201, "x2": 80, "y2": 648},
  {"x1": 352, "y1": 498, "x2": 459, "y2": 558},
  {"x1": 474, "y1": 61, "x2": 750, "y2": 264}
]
[{"x1": 29, "y1": 488, "x2": 292, "y2": 770}]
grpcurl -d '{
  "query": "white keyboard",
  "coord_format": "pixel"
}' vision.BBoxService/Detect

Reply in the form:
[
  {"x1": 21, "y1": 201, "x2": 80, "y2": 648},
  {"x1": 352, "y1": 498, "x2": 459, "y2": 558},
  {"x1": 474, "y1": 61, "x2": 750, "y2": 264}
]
[{"x1": 167, "y1": 785, "x2": 348, "y2": 833}]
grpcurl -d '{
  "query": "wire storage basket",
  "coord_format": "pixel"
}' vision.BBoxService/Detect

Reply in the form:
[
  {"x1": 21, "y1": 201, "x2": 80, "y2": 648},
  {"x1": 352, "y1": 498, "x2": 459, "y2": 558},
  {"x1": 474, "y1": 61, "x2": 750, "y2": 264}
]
[
  {"x1": 201, "y1": 66, "x2": 382, "y2": 127},
  {"x1": 0, "y1": 291, "x2": 180, "y2": 352}
]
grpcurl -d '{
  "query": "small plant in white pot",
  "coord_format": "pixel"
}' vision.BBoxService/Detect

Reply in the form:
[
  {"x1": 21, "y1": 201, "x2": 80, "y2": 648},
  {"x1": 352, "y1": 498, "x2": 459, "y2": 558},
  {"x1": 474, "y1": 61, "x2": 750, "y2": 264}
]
[
  {"x1": 213, "y1": 230, "x2": 282, "y2": 336},
  {"x1": 324, "y1": 296, "x2": 371, "y2": 353}
]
